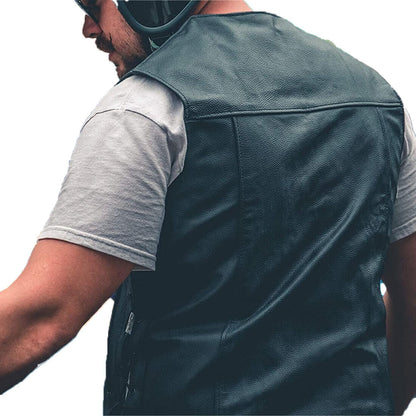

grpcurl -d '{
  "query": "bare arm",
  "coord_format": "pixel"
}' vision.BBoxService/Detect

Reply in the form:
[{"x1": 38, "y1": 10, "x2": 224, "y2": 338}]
[
  {"x1": 0, "y1": 239, "x2": 134, "y2": 394},
  {"x1": 383, "y1": 232, "x2": 416, "y2": 414}
]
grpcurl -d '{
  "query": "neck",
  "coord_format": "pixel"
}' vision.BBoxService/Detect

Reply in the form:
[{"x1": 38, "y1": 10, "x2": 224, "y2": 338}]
[{"x1": 193, "y1": 0, "x2": 252, "y2": 15}]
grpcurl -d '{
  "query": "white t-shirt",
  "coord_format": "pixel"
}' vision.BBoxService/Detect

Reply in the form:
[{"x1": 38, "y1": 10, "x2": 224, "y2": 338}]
[{"x1": 38, "y1": 75, "x2": 416, "y2": 270}]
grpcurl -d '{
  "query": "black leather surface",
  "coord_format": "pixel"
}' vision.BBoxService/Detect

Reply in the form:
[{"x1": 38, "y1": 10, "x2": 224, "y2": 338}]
[{"x1": 105, "y1": 12, "x2": 404, "y2": 415}]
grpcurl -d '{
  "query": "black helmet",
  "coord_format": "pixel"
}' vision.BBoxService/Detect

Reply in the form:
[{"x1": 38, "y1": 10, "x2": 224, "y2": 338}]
[
  {"x1": 119, "y1": 1, "x2": 199, "y2": 45},
  {"x1": 117, "y1": 1, "x2": 200, "y2": 49},
  {"x1": 75, "y1": 0, "x2": 199, "y2": 50}
]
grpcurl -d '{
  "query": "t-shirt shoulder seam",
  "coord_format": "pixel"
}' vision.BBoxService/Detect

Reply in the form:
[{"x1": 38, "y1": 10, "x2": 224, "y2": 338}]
[{"x1": 82, "y1": 108, "x2": 170, "y2": 137}]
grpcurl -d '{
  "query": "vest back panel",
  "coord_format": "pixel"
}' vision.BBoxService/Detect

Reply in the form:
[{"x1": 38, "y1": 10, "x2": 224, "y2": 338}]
[{"x1": 104, "y1": 13, "x2": 404, "y2": 415}]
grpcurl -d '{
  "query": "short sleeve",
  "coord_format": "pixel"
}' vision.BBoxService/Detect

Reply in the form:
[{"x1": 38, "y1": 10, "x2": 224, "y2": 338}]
[
  {"x1": 390, "y1": 109, "x2": 416, "y2": 243},
  {"x1": 38, "y1": 75, "x2": 187, "y2": 271}
]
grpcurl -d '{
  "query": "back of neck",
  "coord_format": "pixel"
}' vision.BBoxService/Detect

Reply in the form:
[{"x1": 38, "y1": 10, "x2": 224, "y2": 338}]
[{"x1": 194, "y1": 0, "x2": 252, "y2": 15}]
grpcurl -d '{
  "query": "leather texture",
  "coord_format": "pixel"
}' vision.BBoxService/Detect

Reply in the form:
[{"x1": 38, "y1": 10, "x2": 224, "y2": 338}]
[{"x1": 104, "y1": 12, "x2": 404, "y2": 415}]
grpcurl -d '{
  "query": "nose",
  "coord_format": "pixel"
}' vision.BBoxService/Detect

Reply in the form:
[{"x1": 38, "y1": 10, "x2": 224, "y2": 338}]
[{"x1": 82, "y1": 15, "x2": 102, "y2": 38}]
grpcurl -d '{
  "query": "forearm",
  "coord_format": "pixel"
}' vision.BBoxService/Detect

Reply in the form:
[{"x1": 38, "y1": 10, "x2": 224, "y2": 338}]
[
  {"x1": 384, "y1": 290, "x2": 416, "y2": 414},
  {"x1": 0, "y1": 240, "x2": 133, "y2": 395},
  {"x1": 0, "y1": 287, "x2": 73, "y2": 394}
]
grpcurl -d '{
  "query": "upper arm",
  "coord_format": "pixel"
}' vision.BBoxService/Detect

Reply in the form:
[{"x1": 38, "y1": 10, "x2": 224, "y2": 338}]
[
  {"x1": 383, "y1": 232, "x2": 416, "y2": 300},
  {"x1": 39, "y1": 77, "x2": 186, "y2": 272},
  {"x1": 385, "y1": 110, "x2": 416, "y2": 300},
  {"x1": 8, "y1": 238, "x2": 134, "y2": 341}
]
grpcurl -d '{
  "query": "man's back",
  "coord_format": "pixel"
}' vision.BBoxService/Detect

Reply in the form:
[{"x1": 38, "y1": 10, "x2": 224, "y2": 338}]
[
  {"x1": 1, "y1": 3, "x2": 415, "y2": 415},
  {"x1": 104, "y1": 13, "x2": 402, "y2": 414}
]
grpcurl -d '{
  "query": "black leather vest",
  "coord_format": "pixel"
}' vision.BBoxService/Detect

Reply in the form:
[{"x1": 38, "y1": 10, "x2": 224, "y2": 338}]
[{"x1": 104, "y1": 12, "x2": 404, "y2": 415}]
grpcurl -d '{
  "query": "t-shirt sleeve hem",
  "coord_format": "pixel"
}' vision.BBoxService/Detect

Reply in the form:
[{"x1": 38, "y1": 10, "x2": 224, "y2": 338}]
[
  {"x1": 38, "y1": 226, "x2": 156, "y2": 271},
  {"x1": 390, "y1": 216, "x2": 416, "y2": 243}
]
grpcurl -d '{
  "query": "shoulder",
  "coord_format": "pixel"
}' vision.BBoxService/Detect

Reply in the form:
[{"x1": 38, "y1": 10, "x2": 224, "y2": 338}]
[
  {"x1": 390, "y1": 109, "x2": 416, "y2": 242},
  {"x1": 83, "y1": 74, "x2": 185, "y2": 134}
]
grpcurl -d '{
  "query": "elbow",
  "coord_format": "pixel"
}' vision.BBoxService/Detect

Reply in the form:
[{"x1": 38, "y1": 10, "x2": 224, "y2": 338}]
[
  {"x1": 34, "y1": 314, "x2": 79, "y2": 365},
  {"x1": 0, "y1": 305, "x2": 78, "y2": 394}
]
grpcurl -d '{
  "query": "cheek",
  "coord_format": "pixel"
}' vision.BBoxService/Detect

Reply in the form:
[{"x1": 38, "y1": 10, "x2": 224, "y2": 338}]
[{"x1": 121, "y1": 33, "x2": 147, "y2": 57}]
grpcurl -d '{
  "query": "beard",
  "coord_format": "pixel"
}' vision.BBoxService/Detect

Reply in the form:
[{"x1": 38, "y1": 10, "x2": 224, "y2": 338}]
[{"x1": 96, "y1": 31, "x2": 152, "y2": 78}]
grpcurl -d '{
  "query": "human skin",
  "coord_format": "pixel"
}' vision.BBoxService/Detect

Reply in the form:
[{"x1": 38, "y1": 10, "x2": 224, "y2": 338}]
[
  {"x1": 81, "y1": 0, "x2": 252, "y2": 78},
  {"x1": 80, "y1": 0, "x2": 150, "y2": 78},
  {"x1": 383, "y1": 233, "x2": 416, "y2": 414},
  {"x1": 0, "y1": 2, "x2": 414, "y2": 414},
  {"x1": 0, "y1": 0, "x2": 251, "y2": 395}
]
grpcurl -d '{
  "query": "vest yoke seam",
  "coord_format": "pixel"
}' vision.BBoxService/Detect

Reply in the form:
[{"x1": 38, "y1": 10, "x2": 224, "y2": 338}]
[{"x1": 186, "y1": 101, "x2": 403, "y2": 121}]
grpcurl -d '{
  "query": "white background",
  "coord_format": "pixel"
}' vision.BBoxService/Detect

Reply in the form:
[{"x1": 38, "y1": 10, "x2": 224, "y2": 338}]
[{"x1": 0, "y1": 1, "x2": 415, "y2": 414}]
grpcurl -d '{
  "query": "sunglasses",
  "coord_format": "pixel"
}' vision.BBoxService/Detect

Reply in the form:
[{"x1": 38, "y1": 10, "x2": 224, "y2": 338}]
[{"x1": 74, "y1": 0, "x2": 99, "y2": 24}]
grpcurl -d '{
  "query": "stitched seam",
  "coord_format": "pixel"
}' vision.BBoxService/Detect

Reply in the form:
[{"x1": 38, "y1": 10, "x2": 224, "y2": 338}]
[
  {"x1": 39, "y1": 226, "x2": 156, "y2": 261},
  {"x1": 371, "y1": 107, "x2": 397, "y2": 404},
  {"x1": 233, "y1": 116, "x2": 246, "y2": 290},
  {"x1": 187, "y1": 101, "x2": 402, "y2": 121},
  {"x1": 374, "y1": 107, "x2": 403, "y2": 241},
  {"x1": 82, "y1": 108, "x2": 170, "y2": 137},
  {"x1": 376, "y1": 107, "x2": 393, "y2": 192},
  {"x1": 213, "y1": 117, "x2": 245, "y2": 415},
  {"x1": 129, "y1": 70, "x2": 191, "y2": 120}
]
